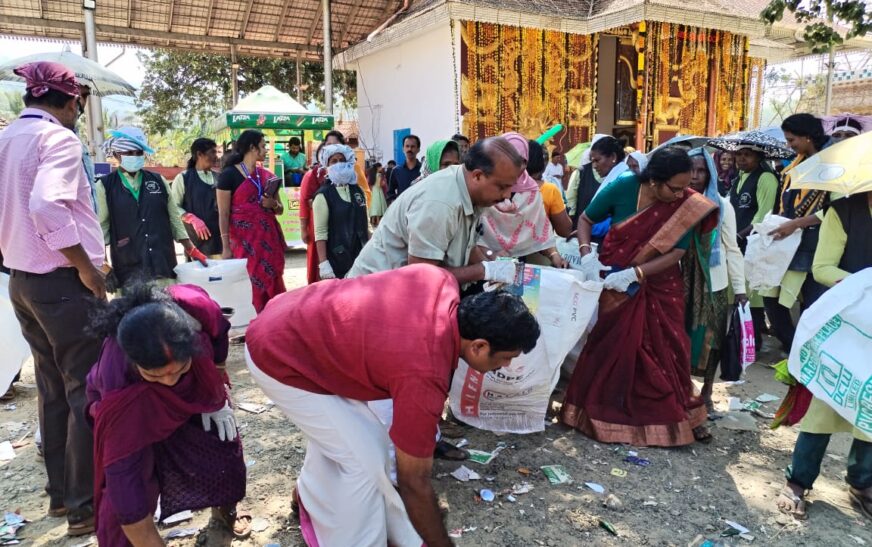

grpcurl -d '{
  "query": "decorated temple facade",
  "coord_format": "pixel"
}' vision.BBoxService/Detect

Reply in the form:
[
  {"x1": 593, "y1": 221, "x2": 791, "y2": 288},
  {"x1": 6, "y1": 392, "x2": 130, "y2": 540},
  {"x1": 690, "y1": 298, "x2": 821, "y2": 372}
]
[{"x1": 336, "y1": 0, "x2": 797, "y2": 160}]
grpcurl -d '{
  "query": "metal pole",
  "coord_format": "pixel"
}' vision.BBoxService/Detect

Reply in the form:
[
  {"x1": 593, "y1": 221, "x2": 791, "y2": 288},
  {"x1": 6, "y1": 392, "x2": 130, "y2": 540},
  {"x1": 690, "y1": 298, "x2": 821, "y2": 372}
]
[
  {"x1": 296, "y1": 51, "x2": 303, "y2": 104},
  {"x1": 824, "y1": 47, "x2": 835, "y2": 115},
  {"x1": 82, "y1": 2, "x2": 105, "y2": 161},
  {"x1": 230, "y1": 45, "x2": 239, "y2": 107},
  {"x1": 321, "y1": 0, "x2": 333, "y2": 114}
]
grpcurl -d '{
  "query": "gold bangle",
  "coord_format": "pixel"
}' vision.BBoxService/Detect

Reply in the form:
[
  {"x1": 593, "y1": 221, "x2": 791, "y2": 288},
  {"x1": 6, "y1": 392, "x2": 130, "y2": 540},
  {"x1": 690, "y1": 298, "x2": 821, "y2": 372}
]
[
  {"x1": 579, "y1": 243, "x2": 592, "y2": 249},
  {"x1": 549, "y1": 251, "x2": 560, "y2": 258},
  {"x1": 635, "y1": 266, "x2": 645, "y2": 281}
]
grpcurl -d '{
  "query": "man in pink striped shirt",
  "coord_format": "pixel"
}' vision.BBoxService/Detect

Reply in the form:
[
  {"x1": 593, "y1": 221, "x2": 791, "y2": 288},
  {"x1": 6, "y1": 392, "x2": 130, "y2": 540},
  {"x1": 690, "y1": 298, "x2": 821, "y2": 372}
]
[{"x1": 0, "y1": 62, "x2": 106, "y2": 537}]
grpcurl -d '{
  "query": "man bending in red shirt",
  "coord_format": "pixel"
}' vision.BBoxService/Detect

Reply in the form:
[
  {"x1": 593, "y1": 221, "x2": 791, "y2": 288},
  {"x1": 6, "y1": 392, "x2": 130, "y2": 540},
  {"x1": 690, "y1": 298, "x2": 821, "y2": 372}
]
[{"x1": 245, "y1": 264, "x2": 539, "y2": 546}]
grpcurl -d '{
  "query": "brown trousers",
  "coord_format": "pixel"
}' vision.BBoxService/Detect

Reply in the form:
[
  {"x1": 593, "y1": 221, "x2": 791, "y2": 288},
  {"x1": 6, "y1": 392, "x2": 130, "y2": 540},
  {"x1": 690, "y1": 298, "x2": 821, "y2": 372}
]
[{"x1": 9, "y1": 268, "x2": 102, "y2": 518}]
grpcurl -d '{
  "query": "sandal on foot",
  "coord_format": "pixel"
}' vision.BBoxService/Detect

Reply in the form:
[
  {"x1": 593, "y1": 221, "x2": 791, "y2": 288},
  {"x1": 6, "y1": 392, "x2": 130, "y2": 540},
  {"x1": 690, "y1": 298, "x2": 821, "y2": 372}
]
[
  {"x1": 434, "y1": 439, "x2": 468, "y2": 461},
  {"x1": 212, "y1": 506, "x2": 252, "y2": 539},
  {"x1": 776, "y1": 485, "x2": 808, "y2": 520},
  {"x1": 0, "y1": 386, "x2": 15, "y2": 402},
  {"x1": 850, "y1": 487, "x2": 872, "y2": 520},
  {"x1": 47, "y1": 506, "x2": 67, "y2": 518},
  {"x1": 67, "y1": 516, "x2": 95, "y2": 537},
  {"x1": 692, "y1": 425, "x2": 713, "y2": 444}
]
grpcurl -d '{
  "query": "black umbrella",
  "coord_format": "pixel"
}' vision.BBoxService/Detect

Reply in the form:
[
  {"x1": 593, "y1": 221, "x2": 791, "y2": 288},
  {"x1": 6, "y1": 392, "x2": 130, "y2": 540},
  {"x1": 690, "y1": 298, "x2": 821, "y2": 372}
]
[{"x1": 707, "y1": 130, "x2": 795, "y2": 160}]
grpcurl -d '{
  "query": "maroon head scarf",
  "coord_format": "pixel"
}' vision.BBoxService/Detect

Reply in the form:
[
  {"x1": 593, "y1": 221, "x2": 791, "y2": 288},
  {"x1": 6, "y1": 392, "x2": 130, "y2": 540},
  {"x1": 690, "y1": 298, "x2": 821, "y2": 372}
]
[{"x1": 13, "y1": 61, "x2": 80, "y2": 98}]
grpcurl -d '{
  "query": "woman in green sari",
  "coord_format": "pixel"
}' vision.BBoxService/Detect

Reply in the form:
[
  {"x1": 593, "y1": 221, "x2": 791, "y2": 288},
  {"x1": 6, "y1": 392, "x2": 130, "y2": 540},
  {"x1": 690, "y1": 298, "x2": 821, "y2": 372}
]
[
  {"x1": 682, "y1": 148, "x2": 748, "y2": 412},
  {"x1": 411, "y1": 140, "x2": 461, "y2": 185}
]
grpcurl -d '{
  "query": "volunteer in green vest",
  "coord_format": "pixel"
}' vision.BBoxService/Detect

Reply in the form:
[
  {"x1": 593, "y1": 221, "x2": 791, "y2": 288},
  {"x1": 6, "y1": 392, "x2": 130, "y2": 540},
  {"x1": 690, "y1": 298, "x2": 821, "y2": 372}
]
[
  {"x1": 729, "y1": 144, "x2": 778, "y2": 348},
  {"x1": 96, "y1": 127, "x2": 206, "y2": 290},
  {"x1": 170, "y1": 138, "x2": 222, "y2": 258},
  {"x1": 776, "y1": 190, "x2": 872, "y2": 522}
]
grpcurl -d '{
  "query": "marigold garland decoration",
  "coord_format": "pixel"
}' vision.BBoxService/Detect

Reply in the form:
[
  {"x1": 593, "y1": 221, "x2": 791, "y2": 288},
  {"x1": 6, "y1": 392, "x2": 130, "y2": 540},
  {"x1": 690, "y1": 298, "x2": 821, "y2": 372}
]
[{"x1": 461, "y1": 21, "x2": 596, "y2": 144}]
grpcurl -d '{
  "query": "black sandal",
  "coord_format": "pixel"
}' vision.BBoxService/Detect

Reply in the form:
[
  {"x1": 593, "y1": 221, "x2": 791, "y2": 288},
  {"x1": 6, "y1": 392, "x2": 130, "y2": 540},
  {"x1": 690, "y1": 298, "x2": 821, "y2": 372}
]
[
  {"x1": 692, "y1": 425, "x2": 713, "y2": 444},
  {"x1": 433, "y1": 439, "x2": 469, "y2": 461}
]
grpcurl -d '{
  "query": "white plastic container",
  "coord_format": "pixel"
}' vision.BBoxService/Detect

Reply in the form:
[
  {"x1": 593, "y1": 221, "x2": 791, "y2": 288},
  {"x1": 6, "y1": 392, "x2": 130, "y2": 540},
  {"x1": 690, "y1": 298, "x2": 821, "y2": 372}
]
[
  {"x1": 0, "y1": 273, "x2": 31, "y2": 393},
  {"x1": 174, "y1": 259, "x2": 256, "y2": 328}
]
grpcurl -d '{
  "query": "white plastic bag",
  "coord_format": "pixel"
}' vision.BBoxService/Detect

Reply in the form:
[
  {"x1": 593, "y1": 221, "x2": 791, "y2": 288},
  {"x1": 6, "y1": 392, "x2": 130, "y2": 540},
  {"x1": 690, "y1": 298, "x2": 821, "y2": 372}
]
[
  {"x1": 0, "y1": 274, "x2": 31, "y2": 394},
  {"x1": 449, "y1": 265, "x2": 603, "y2": 433},
  {"x1": 557, "y1": 239, "x2": 608, "y2": 282},
  {"x1": 737, "y1": 302, "x2": 756, "y2": 369},
  {"x1": 743, "y1": 213, "x2": 803, "y2": 291},
  {"x1": 174, "y1": 259, "x2": 256, "y2": 328},
  {"x1": 788, "y1": 268, "x2": 872, "y2": 437}
]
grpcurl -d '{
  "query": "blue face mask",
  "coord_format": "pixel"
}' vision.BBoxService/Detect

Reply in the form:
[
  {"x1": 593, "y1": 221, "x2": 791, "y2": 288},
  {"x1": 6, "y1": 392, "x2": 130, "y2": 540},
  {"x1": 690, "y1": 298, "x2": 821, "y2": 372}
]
[
  {"x1": 120, "y1": 155, "x2": 145, "y2": 173},
  {"x1": 327, "y1": 162, "x2": 357, "y2": 186}
]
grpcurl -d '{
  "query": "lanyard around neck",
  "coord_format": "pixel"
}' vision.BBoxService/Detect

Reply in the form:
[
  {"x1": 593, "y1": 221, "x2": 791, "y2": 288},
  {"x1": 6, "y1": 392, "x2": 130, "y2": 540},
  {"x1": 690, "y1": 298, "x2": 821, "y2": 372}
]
[{"x1": 239, "y1": 163, "x2": 263, "y2": 199}]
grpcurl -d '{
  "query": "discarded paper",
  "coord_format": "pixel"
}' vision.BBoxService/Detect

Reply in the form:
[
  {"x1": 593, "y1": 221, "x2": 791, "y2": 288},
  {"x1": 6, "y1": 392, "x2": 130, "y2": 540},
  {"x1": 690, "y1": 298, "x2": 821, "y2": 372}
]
[
  {"x1": 540, "y1": 465, "x2": 572, "y2": 485},
  {"x1": 450, "y1": 465, "x2": 481, "y2": 482}
]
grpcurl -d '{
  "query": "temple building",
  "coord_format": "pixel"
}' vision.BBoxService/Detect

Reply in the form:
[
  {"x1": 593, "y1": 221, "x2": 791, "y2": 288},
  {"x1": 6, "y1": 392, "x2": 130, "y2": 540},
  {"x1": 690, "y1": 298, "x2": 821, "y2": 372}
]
[{"x1": 335, "y1": 0, "x2": 866, "y2": 160}]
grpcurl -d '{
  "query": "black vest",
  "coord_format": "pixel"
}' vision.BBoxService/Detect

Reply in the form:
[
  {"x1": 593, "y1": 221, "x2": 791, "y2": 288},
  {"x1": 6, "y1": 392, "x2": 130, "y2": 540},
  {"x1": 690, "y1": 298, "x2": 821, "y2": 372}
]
[
  {"x1": 730, "y1": 166, "x2": 767, "y2": 234},
  {"x1": 316, "y1": 184, "x2": 368, "y2": 278},
  {"x1": 779, "y1": 188, "x2": 829, "y2": 272},
  {"x1": 101, "y1": 170, "x2": 177, "y2": 286},
  {"x1": 832, "y1": 194, "x2": 872, "y2": 274},
  {"x1": 573, "y1": 164, "x2": 600, "y2": 226},
  {"x1": 182, "y1": 169, "x2": 222, "y2": 256}
]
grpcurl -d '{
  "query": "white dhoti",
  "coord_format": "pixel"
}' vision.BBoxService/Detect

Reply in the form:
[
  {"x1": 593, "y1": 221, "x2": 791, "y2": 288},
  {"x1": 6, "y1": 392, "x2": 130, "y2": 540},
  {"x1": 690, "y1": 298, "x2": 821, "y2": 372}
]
[{"x1": 246, "y1": 349, "x2": 422, "y2": 547}]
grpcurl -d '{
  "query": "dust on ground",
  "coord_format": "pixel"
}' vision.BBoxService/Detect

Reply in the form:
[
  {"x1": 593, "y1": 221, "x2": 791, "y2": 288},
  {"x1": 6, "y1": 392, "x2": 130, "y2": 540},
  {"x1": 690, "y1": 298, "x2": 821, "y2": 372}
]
[{"x1": 2, "y1": 250, "x2": 870, "y2": 546}]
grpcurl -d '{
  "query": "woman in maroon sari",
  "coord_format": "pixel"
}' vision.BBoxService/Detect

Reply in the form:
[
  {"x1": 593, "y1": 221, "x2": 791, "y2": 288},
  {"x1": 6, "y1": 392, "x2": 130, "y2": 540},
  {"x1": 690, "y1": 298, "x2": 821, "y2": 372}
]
[
  {"x1": 86, "y1": 283, "x2": 249, "y2": 546},
  {"x1": 218, "y1": 130, "x2": 286, "y2": 312},
  {"x1": 561, "y1": 147, "x2": 719, "y2": 447}
]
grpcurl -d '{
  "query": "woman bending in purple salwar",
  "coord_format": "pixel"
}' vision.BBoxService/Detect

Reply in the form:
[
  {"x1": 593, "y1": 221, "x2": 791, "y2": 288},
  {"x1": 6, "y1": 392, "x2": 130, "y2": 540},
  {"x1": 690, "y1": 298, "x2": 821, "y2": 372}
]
[{"x1": 86, "y1": 283, "x2": 250, "y2": 545}]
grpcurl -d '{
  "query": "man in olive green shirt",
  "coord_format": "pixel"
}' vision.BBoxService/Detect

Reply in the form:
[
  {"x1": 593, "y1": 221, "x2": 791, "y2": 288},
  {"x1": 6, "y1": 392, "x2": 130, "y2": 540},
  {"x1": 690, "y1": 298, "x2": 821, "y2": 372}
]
[{"x1": 346, "y1": 137, "x2": 523, "y2": 286}]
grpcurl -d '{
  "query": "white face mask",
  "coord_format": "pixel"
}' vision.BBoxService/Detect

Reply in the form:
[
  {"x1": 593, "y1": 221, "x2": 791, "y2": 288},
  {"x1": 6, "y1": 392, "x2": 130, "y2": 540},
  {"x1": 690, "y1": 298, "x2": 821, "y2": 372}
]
[
  {"x1": 120, "y1": 155, "x2": 145, "y2": 173},
  {"x1": 327, "y1": 162, "x2": 357, "y2": 186}
]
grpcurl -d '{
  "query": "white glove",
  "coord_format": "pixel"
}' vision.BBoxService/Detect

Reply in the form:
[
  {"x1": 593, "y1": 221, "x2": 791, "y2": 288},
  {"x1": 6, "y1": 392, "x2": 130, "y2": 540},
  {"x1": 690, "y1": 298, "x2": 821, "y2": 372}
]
[
  {"x1": 319, "y1": 261, "x2": 336, "y2": 280},
  {"x1": 482, "y1": 259, "x2": 518, "y2": 284},
  {"x1": 603, "y1": 268, "x2": 639, "y2": 292},
  {"x1": 201, "y1": 401, "x2": 238, "y2": 442},
  {"x1": 579, "y1": 252, "x2": 611, "y2": 282}
]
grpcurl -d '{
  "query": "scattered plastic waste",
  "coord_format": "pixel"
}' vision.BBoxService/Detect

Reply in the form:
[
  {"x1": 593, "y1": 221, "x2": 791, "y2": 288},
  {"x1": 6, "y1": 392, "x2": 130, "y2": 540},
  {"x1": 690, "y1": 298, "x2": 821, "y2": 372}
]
[
  {"x1": 164, "y1": 527, "x2": 198, "y2": 539},
  {"x1": 603, "y1": 493, "x2": 623, "y2": 510},
  {"x1": 450, "y1": 465, "x2": 481, "y2": 482},
  {"x1": 511, "y1": 482, "x2": 533, "y2": 495},
  {"x1": 599, "y1": 519, "x2": 618, "y2": 536},
  {"x1": 161, "y1": 510, "x2": 192, "y2": 525},
  {"x1": 516, "y1": 467, "x2": 532, "y2": 476},
  {"x1": 506, "y1": 495, "x2": 517, "y2": 503},
  {"x1": 479, "y1": 489, "x2": 495, "y2": 502},
  {"x1": 584, "y1": 482, "x2": 605, "y2": 494},
  {"x1": 755, "y1": 393, "x2": 780, "y2": 403},
  {"x1": 250, "y1": 517, "x2": 270, "y2": 532},
  {"x1": 455, "y1": 438, "x2": 469, "y2": 448},
  {"x1": 540, "y1": 465, "x2": 572, "y2": 484},
  {"x1": 610, "y1": 468, "x2": 627, "y2": 477},
  {"x1": 237, "y1": 402, "x2": 270, "y2": 414},
  {"x1": 623, "y1": 456, "x2": 651, "y2": 467},
  {"x1": 727, "y1": 397, "x2": 743, "y2": 411},
  {"x1": 0, "y1": 442, "x2": 14, "y2": 461}
]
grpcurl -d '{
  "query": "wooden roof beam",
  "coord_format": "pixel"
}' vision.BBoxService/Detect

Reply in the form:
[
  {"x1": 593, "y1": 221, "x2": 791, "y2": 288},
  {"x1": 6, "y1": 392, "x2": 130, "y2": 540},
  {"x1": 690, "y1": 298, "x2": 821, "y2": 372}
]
[
  {"x1": 127, "y1": 0, "x2": 133, "y2": 28},
  {"x1": 240, "y1": 0, "x2": 256, "y2": 38},
  {"x1": 306, "y1": 1, "x2": 323, "y2": 46},
  {"x1": 167, "y1": 0, "x2": 176, "y2": 32},
  {"x1": 206, "y1": 0, "x2": 216, "y2": 33},
  {"x1": 339, "y1": 0, "x2": 366, "y2": 46},
  {"x1": 0, "y1": 14, "x2": 322, "y2": 55},
  {"x1": 274, "y1": 0, "x2": 293, "y2": 41}
]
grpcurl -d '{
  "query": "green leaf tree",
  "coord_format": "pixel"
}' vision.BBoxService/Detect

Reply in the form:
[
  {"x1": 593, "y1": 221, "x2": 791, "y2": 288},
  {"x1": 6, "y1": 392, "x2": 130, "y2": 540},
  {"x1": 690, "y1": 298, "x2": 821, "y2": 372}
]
[
  {"x1": 761, "y1": 0, "x2": 872, "y2": 53},
  {"x1": 136, "y1": 49, "x2": 356, "y2": 135}
]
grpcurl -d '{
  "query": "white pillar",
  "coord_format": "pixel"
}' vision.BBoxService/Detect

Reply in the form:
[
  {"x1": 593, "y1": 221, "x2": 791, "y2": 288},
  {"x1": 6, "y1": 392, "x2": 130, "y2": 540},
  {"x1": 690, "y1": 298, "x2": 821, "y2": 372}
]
[
  {"x1": 230, "y1": 45, "x2": 239, "y2": 107},
  {"x1": 321, "y1": 0, "x2": 333, "y2": 114},
  {"x1": 82, "y1": 1, "x2": 105, "y2": 161}
]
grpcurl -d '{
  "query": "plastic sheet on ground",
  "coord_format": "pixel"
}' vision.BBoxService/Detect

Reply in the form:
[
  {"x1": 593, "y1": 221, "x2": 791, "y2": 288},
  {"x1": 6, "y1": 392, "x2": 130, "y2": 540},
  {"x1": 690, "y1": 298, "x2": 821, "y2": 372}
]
[{"x1": 449, "y1": 265, "x2": 603, "y2": 433}]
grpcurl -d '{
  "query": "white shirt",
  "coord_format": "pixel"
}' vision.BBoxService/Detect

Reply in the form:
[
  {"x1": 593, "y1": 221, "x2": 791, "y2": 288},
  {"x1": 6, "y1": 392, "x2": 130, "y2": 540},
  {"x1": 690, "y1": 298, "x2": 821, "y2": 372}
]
[
  {"x1": 543, "y1": 162, "x2": 564, "y2": 185},
  {"x1": 709, "y1": 195, "x2": 746, "y2": 294}
]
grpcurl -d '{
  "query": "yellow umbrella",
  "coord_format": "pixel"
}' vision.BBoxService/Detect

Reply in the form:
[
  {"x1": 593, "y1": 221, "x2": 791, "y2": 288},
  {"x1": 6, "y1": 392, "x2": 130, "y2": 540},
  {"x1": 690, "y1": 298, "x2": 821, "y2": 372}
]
[{"x1": 787, "y1": 132, "x2": 872, "y2": 195}]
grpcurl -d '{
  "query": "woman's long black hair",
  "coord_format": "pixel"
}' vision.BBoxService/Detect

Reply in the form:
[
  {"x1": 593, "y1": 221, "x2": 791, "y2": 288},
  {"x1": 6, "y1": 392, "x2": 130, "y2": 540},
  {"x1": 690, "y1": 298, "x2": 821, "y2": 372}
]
[
  {"x1": 222, "y1": 130, "x2": 265, "y2": 167},
  {"x1": 88, "y1": 283, "x2": 199, "y2": 370},
  {"x1": 187, "y1": 138, "x2": 217, "y2": 170},
  {"x1": 639, "y1": 146, "x2": 692, "y2": 184}
]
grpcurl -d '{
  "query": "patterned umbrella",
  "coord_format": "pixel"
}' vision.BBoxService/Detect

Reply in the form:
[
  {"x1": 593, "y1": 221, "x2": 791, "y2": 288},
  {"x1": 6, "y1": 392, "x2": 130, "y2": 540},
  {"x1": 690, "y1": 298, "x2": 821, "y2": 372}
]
[
  {"x1": 707, "y1": 130, "x2": 795, "y2": 160},
  {"x1": 0, "y1": 50, "x2": 135, "y2": 97}
]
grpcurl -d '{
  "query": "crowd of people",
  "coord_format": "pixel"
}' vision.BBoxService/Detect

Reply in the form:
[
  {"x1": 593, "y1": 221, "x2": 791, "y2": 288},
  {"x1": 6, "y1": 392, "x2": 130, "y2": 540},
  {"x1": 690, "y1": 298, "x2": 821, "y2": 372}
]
[{"x1": 0, "y1": 60, "x2": 870, "y2": 546}]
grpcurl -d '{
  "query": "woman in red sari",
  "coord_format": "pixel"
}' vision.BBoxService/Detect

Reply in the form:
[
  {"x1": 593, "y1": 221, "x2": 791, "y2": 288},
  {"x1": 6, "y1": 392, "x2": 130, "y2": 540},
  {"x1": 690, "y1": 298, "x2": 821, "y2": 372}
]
[
  {"x1": 217, "y1": 130, "x2": 286, "y2": 312},
  {"x1": 561, "y1": 147, "x2": 719, "y2": 447}
]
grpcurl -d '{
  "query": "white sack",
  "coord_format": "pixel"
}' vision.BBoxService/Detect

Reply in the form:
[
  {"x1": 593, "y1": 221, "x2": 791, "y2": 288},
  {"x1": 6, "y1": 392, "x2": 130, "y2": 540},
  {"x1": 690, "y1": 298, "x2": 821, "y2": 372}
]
[
  {"x1": 788, "y1": 268, "x2": 872, "y2": 437},
  {"x1": 449, "y1": 265, "x2": 603, "y2": 433},
  {"x1": 0, "y1": 274, "x2": 31, "y2": 394},
  {"x1": 744, "y1": 213, "x2": 803, "y2": 291}
]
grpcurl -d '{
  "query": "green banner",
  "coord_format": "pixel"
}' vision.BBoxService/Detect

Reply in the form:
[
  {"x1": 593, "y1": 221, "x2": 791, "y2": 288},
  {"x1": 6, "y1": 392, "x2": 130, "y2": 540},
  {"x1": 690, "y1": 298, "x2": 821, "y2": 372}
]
[{"x1": 226, "y1": 112, "x2": 334, "y2": 130}]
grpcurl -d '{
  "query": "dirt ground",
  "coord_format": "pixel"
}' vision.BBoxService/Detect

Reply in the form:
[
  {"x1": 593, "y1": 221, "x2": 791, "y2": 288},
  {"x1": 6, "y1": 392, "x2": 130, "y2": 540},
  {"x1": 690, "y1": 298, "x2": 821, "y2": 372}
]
[{"x1": 2, "y1": 250, "x2": 871, "y2": 546}]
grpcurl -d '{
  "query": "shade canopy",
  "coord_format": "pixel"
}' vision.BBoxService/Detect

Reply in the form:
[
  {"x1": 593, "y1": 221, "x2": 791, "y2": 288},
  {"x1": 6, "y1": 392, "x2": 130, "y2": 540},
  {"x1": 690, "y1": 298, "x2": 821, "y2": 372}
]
[
  {"x1": 225, "y1": 85, "x2": 333, "y2": 130},
  {"x1": 0, "y1": 50, "x2": 135, "y2": 97}
]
